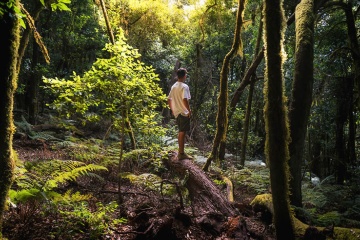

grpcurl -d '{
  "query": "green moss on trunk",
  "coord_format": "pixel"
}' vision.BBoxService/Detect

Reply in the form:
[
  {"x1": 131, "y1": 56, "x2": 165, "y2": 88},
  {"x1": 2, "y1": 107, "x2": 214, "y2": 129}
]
[
  {"x1": 0, "y1": 1, "x2": 20, "y2": 237},
  {"x1": 203, "y1": 0, "x2": 247, "y2": 171},
  {"x1": 263, "y1": 0, "x2": 295, "y2": 238},
  {"x1": 288, "y1": 0, "x2": 314, "y2": 207}
]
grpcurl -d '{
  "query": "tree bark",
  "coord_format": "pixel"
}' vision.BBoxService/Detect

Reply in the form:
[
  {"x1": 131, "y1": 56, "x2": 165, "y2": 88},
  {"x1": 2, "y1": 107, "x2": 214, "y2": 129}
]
[
  {"x1": 334, "y1": 77, "x2": 352, "y2": 184},
  {"x1": 27, "y1": 26, "x2": 41, "y2": 125},
  {"x1": 288, "y1": 0, "x2": 314, "y2": 208},
  {"x1": 341, "y1": 2, "x2": 360, "y2": 108},
  {"x1": 167, "y1": 152, "x2": 238, "y2": 217},
  {"x1": 239, "y1": 9, "x2": 263, "y2": 167},
  {"x1": 16, "y1": 0, "x2": 44, "y2": 74},
  {"x1": 263, "y1": 0, "x2": 295, "y2": 238},
  {"x1": 203, "y1": 0, "x2": 247, "y2": 171},
  {"x1": 240, "y1": 80, "x2": 255, "y2": 167},
  {"x1": 0, "y1": 2, "x2": 20, "y2": 236},
  {"x1": 99, "y1": 0, "x2": 115, "y2": 45},
  {"x1": 347, "y1": 77, "x2": 356, "y2": 165}
]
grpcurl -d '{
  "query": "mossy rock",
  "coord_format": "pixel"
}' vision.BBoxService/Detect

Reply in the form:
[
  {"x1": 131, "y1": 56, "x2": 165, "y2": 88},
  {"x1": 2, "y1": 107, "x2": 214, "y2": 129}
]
[{"x1": 250, "y1": 194, "x2": 360, "y2": 239}]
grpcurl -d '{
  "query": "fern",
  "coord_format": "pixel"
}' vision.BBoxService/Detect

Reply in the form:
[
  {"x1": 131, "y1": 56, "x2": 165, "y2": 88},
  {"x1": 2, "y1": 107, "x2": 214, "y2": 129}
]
[
  {"x1": 44, "y1": 163, "x2": 107, "y2": 190},
  {"x1": 120, "y1": 172, "x2": 176, "y2": 195},
  {"x1": 10, "y1": 158, "x2": 107, "y2": 203}
]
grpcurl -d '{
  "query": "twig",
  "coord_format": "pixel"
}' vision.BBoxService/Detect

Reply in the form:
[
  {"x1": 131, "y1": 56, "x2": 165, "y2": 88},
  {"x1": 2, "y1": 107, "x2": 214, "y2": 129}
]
[
  {"x1": 110, "y1": 222, "x2": 154, "y2": 235},
  {"x1": 98, "y1": 190, "x2": 151, "y2": 198}
]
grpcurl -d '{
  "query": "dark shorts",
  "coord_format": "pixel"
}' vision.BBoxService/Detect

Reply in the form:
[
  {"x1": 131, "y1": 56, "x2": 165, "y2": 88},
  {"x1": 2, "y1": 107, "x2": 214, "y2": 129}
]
[{"x1": 176, "y1": 115, "x2": 190, "y2": 132}]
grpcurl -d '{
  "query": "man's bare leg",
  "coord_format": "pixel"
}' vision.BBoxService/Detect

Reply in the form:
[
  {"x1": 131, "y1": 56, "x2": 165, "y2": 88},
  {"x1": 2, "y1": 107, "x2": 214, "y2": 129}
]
[{"x1": 178, "y1": 131, "x2": 185, "y2": 154}]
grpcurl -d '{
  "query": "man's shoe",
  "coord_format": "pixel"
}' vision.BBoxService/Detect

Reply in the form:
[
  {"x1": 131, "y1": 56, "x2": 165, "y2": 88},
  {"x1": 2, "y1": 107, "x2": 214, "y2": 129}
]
[{"x1": 178, "y1": 152, "x2": 193, "y2": 160}]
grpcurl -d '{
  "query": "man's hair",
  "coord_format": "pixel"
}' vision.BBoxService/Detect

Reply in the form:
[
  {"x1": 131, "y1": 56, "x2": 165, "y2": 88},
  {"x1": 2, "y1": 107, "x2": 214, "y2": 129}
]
[{"x1": 177, "y1": 68, "x2": 187, "y2": 79}]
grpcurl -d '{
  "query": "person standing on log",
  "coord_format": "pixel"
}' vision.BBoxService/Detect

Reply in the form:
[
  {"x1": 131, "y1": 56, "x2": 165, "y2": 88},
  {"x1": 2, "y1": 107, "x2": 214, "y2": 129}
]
[{"x1": 168, "y1": 68, "x2": 193, "y2": 160}]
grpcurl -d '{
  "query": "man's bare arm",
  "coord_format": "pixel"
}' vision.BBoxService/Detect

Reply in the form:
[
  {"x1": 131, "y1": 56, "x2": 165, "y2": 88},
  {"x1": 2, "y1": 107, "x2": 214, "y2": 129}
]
[{"x1": 183, "y1": 98, "x2": 191, "y2": 116}]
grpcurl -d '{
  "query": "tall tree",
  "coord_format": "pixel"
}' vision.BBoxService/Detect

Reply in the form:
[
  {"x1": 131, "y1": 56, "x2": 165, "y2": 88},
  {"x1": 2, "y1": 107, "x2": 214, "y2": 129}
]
[
  {"x1": 240, "y1": 7, "x2": 263, "y2": 167},
  {"x1": 203, "y1": 0, "x2": 247, "y2": 171},
  {"x1": 334, "y1": 77, "x2": 353, "y2": 183},
  {"x1": 288, "y1": 0, "x2": 314, "y2": 207},
  {"x1": 0, "y1": 0, "x2": 20, "y2": 236},
  {"x1": 263, "y1": 0, "x2": 295, "y2": 238}
]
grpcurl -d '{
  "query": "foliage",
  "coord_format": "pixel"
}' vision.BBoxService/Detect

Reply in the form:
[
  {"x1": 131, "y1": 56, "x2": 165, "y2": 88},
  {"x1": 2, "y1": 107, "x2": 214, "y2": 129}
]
[
  {"x1": 120, "y1": 172, "x2": 177, "y2": 196},
  {"x1": 300, "y1": 173, "x2": 360, "y2": 227},
  {"x1": 40, "y1": 0, "x2": 71, "y2": 12},
  {"x1": 107, "y1": 0, "x2": 186, "y2": 65},
  {"x1": 57, "y1": 201, "x2": 126, "y2": 239},
  {"x1": 44, "y1": 33, "x2": 167, "y2": 148},
  {"x1": 9, "y1": 157, "x2": 107, "y2": 205},
  {"x1": 225, "y1": 165, "x2": 270, "y2": 194}
]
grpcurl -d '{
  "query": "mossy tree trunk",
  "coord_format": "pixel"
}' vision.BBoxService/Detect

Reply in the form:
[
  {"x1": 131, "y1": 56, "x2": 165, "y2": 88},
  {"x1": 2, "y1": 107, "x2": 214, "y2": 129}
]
[
  {"x1": 263, "y1": 0, "x2": 295, "y2": 238},
  {"x1": 203, "y1": 0, "x2": 247, "y2": 171},
  {"x1": 239, "y1": 10, "x2": 262, "y2": 167},
  {"x1": 16, "y1": 0, "x2": 44, "y2": 74},
  {"x1": 0, "y1": 1, "x2": 20, "y2": 237},
  {"x1": 288, "y1": 0, "x2": 314, "y2": 208}
]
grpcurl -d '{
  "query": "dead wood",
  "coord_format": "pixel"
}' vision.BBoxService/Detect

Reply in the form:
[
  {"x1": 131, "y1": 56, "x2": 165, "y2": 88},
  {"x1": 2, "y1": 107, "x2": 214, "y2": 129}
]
[{"x1": 165, "y1": 151, "x2": 238, "y2": 217}]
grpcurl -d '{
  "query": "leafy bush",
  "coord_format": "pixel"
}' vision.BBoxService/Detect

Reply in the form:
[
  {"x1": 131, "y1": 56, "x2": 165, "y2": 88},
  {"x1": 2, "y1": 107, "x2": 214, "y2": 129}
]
[{"x1": 43, "y1": 33, "x2": 167, "y2": 148}]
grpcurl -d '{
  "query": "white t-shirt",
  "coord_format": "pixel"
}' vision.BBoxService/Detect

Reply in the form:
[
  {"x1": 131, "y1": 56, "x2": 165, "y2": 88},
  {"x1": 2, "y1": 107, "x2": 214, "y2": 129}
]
[{"x1": 168, "y1": 82, "x2": 191, "y2": 118}]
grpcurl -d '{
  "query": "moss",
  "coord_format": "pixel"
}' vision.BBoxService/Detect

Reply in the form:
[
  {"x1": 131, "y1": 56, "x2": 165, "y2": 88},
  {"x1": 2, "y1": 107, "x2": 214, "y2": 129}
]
[
  {"x1": 0, "y1": 0, "x2": 20, "y2": 236},
  {"x1": 250, "y1": 193, "x2": 274, "y2": 214},
  {"x1": 317, "y1": 211, "x2": 341, "y2": 226},
  {"x1": 250, "y1": 194, "x2": 360, "y2": 239},
  {"x1": 333, "y1": 227, "x2": 360, "y2": 240}
]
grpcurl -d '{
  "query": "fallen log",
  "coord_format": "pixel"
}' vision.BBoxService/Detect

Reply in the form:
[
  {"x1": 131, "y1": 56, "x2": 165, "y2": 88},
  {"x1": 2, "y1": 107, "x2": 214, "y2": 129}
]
[{"x1": 165, "y1": 151, "x2": 238, "y2": 217}]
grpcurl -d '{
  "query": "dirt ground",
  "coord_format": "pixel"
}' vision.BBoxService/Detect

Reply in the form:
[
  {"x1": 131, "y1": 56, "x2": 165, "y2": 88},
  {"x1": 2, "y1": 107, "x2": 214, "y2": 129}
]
[{"x1": 3, "y1": 137, "x2": 276, "y2": 240}]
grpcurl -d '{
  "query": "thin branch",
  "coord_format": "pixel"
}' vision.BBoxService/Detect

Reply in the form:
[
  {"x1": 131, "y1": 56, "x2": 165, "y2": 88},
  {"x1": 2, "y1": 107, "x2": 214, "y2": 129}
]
[
  {"x1": 19, "y1": 3, "x2": 50, "y2": 64},
  {"x1": 110, "y1": 222, "x2": 154, "y2": 235},
  {"x1": 160, "y1": 179, "x2": 184, "y2": 209}
]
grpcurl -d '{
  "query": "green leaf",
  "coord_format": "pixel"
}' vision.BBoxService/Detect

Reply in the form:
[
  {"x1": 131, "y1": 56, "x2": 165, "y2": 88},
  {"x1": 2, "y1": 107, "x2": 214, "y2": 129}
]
[{"x1": 52, "y1": 2, "x2": 71, "y2": 11}]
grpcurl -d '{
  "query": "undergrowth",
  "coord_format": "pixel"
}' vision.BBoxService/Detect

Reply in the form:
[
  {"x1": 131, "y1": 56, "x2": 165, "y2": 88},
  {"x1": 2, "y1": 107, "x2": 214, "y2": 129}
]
[{"x1": 6, "y1": 117, "x2": 360, "y2": 239}]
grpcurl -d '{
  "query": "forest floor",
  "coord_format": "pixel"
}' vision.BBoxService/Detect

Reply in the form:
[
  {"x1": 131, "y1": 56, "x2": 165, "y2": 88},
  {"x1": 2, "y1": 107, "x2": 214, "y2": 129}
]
[
  {"x1": 3, "y1": 137, "x2": 275, "y2": 240},
  {"x1": 3, "y1": 118, "x2": 360, "y2": 239}
]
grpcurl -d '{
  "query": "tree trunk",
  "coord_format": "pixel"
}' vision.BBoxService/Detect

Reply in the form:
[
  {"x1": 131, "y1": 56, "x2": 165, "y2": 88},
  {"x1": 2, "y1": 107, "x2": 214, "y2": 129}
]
[
  {"x1": 16, "y1": 0, "x2": 44, "y2": 74},
  {"x1": 347, "y1": 78, "x2": 356, "y2": 165},
  {"x1": 334, "y1": 77, "x2": 352, "y2": 184},
  {"x1": 288, "y1": 0, "x2": 314, "y2": 208},
  {"x1": 229, "y1": 50, "x2": 264, "y2": 121},
  {"x1": 125, "y1": 109, "x2": 136, "y2": 150},
  {"x1": 0, "y1": 2, "x2": 20, "y2": 236},
  {"x1": 342, "y1": 2, "x2": 360, "y2": 108},
  {"x1": 27, "y1": 27, "x2": 41, "y2": 125},
  {"x1": 263, "y1": 0, "x2": 295, "y2": 238},
  {"x1": 203, "y1": 0, "x2": 246, "y2": 171},
  {"x1": 228, "y1": 7, "x2": 297, "y2": 122},
  {"x1": 239, "y1": 10, "x2": 263, "y2": 167},
  {"x1": 240, "y1": 80, "x2": 255, "y2": 167},
  {"x1": 168, "y1": 152, "x2": 237, "y2": 217},
  {"x1": 99, "y1": 0, "x2": 115, "y2": 45}
]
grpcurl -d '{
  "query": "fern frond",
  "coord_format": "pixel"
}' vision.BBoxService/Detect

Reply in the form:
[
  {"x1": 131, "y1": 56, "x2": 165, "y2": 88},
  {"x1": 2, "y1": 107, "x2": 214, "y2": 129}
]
[
  {"x1": 52, "y1": 190, "x2": 92, "y2": 204},
  {"x1": 44, "y1": 163, "x2": 107, "y2": 190}
]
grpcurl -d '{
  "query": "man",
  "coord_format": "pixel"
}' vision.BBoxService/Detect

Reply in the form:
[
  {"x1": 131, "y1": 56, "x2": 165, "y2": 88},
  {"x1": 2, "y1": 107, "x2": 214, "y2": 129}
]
[{"x1": 168, "y1": 68, "x2": 193, "y2": 160}]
